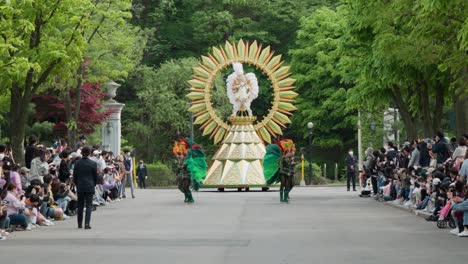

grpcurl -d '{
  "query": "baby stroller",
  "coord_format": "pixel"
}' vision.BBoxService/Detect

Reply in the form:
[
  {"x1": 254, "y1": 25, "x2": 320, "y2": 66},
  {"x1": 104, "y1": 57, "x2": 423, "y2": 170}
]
[
  {"x1": 436, "y1": 202, "x2": 456, "y2": 229},
  {"x1": 359, "y1": 177, "x2": 373, "y2": 197}
]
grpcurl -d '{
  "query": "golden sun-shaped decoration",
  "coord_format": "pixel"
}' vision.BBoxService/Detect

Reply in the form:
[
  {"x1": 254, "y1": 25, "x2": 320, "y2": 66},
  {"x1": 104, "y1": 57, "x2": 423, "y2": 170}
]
[{"x1": 186, "y1": 39, "x2": 297, "y2": 144}]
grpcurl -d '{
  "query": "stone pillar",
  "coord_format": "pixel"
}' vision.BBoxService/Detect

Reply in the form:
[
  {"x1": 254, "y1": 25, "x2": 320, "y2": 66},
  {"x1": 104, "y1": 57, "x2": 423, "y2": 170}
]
[{"x1": 102, "y1": 81, "x2": 125, "y2": 155}]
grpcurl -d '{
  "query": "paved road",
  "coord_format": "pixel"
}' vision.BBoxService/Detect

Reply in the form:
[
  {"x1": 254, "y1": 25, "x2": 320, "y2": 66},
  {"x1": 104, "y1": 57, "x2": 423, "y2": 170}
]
[{"x1": 1, "y1": 187, "x2": 466, "y2": 264}]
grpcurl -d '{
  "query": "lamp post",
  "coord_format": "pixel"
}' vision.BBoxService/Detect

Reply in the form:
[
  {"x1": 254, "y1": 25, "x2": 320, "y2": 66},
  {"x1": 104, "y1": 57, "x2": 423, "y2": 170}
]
[{"x1": 307, "y1": 122, "x2": 313, "y2": 185}]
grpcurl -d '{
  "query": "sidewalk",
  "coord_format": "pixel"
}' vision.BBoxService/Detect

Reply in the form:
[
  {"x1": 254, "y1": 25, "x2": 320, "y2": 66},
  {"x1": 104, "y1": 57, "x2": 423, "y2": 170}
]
[{"x1": 383, "y1": 200, "x2": 432, "y2": 219}]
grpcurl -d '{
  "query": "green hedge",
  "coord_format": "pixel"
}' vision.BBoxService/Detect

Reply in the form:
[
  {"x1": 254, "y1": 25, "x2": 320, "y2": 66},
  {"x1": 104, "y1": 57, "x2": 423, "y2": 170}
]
[{"x1": 145, "y1": 162, "x2": 176, "y2": 187}]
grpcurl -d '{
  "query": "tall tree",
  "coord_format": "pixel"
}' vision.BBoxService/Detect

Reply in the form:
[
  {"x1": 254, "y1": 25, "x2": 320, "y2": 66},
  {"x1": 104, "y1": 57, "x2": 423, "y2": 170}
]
[
  {"x1": 290, "y1": 7, "x2": 355, "y2": 148},
  {"x1": 0, "y1": 0, "x2": 92, "y2": 165}
]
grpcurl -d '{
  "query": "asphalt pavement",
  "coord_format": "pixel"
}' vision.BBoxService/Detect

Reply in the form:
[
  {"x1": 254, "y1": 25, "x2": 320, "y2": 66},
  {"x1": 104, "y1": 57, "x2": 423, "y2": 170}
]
[{"x1": 1, "y1": 187, "x2": 466, "y2": 264}]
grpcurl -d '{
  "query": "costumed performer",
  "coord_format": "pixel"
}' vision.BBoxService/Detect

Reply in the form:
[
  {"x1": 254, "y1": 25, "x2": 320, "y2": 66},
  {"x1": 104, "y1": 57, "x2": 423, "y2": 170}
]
[
  {"x1": 263, "y1": 139, "x2": 296, "y2": 203},
  {"x1": 173, "y1": 138, "x2": 208, "y2": 203}
]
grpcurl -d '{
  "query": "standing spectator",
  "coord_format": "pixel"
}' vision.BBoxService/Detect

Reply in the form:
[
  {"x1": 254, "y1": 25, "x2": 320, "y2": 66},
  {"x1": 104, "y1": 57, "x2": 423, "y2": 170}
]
[
  {"x1": 25, "y1": 136, "x2": 37, "y2": 169},
  {"x1": 29, "y1": 147, "x2": 50, "y2": 184},
  {"x1": 73, "y1": 146, "x2": 98, "y2": 230},
  {"x1": 122, "y1": 149, "x2": 135, "y2": 198},
  {"x1": 345, "y1": 149, "x2": 357, "y2": 192},
  {"x1": 452, "y1": 137, "x2": 467, "y2": 163},
  {"x1": 58, "y1": 150, "x2": 71, "y2": 183},
  {"x1": 408, "y1": 140, "x2": 420, "y2": 168},
  {"x1": 432, "y1": 131, "x2": 451, "y2": 165},
  {"x1": 136, "y1": 160, "x2": 148, "y2": 189},
  {"x1": 418, "y1": 141, "x2": 431, "y2": 168},
  {"x1": 74, "y1": 135, "x2": 87, "y2": 151},
  {"x1": 0, "y1": 144, "x2": 14, "y2": 166}
]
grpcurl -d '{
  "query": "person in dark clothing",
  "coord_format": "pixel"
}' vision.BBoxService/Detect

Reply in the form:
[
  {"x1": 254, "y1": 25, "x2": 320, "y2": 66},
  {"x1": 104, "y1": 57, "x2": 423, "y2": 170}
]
[
  {"x1": 418, "y1": 141, "x2": 431, "y2": 167},
  {"x1": 432, "y1": 131, "x2": 450, "y2": 165},
  {"x1": 386, "y1": 142, "x2": 398, "y2": 161},
  {"x1": 345, "y1": 149, "x2": 357, "y2": 191},
  {"x1": 73, "y1": 146, "x2": 97, "y2": 230},
  {"x1": 25, "y1": 136, "x2": 37, "y2": 169},
  {"x1": 58, "y1": 150, "x2": 71, "y2": 183},
  {"x1": 136, "y1": 160, "x2": 148, "y2": 189}
]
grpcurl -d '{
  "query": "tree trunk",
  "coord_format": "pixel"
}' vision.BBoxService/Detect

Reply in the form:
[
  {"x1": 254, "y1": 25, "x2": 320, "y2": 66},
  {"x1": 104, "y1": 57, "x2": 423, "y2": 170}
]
[
  {"x1": 419, "y1": 81, "x2": 433, "y2": 137},
  {"x1": 65, "y1": 61, "x2": 84, "y2": 145},
  {"x1": 432, "y1": 81, "x2": 445, "y2": 134},
  {"x1": 9, "y1": 82, "x2": 29, "y2": 166},
  {"x1": 454, "y1": 91, "x2": 468, "y2": 138},
  {"x1": 391, "y1": 86, "x2": 418, "y2": 141}
]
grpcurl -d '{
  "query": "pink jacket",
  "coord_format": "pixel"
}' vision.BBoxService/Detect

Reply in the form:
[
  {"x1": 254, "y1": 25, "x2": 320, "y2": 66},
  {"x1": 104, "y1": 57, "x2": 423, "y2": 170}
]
[
  {"x1": 3, "y1": 191, "x2": 25, "y2": 216},
  {"x1": 9, "y1": 171, "x2": 23, "y2": 195}
]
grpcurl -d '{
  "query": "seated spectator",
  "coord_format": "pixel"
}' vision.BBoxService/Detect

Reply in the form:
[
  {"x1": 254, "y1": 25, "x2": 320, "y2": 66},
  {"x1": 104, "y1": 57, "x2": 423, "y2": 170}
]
[
  {"x1": 450, "y1": 184, "x2": 468, "y2": 237},
  {"x1": 24, "y1": 194, "x2": 40, "y2": 229},
  {"x1": 19, "y1": 167, "x2": 30, "y2": 189},
  {"x1": 29, "y1": 147, "x2": 50, "y2": 184},
  {"x1": 9, "y1": 164, "x2": 23, "y2": 195},
  {"x1": 0, "y1": 196, "x2": 11, "y2": 240},
  {"x1": 41, "y1": 175, "x2": 66, "y2": 220},
  {"x1": 53, "y1": 182, "x2": 71, "y2": 216},
  {"x1": 1, "y1": 183, "x2": 29, "y2": 231}
]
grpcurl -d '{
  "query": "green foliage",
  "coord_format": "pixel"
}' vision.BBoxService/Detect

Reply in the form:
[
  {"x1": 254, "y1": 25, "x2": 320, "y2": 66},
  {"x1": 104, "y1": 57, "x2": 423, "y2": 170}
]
[
  {"x1": 290, "y1": 7, "x2": 356, "y2": 148},
  {"x1": 145, "y1": 162, "x2": 175, "y2": 187},
  {"x1": 25, "y1": 121, "x2": 54, "y2": 141}
]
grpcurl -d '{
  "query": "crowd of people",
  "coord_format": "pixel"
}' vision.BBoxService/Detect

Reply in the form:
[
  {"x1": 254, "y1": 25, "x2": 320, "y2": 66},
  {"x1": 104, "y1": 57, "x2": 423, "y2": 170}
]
[
  {"x1": 356, "y1": 131, "x2": 468, "y2": 238},
  {"x1": 0, "y1": 135, "x2": 140, "y2": 240}
]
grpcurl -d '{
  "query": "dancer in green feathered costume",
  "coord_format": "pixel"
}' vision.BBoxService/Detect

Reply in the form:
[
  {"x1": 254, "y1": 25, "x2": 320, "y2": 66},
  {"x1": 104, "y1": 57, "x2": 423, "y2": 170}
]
[
  {"x1": 263, "y1": 139, "x2": 296, "y2": 203},
  {"x1": 173, "y1": 138, "x2": 207, "y2": 203}
]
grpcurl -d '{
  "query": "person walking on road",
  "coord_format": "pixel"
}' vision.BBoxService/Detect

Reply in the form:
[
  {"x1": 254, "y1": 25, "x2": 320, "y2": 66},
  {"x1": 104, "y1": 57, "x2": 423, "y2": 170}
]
[
  {"x1": 346, "y1": 149, "x2": 357, "y2": 192},
  {"x1": 136, "y1": 160, "x2": 148, "y2": 189},
  {"x1": 73, "y1": 146, "x2": 98, "y2": 230}
]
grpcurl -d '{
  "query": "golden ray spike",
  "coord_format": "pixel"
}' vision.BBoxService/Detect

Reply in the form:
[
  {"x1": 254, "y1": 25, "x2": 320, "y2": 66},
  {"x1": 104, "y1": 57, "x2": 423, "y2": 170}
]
[
  {"x1": 279, "y1": 90, "x2": 299, "y2": 99},
  {"x1": 273, "y1": 66, "x2": 291, "y2": 78},
  {"x1": 192, "y1": 67, "x2": 210, "y2": 79},
  {"x1": 213, "y1": 127, "x2": 227, "y2": 144},
  {"x1": 266, "y1": 55, "x2": 282, "y2": 69},
  {"x1": 188, "y1": 79, "x2": 206, "y2": 89},
  {"x1": 202, "y1": 121, "x2": 217, "y2": 136},
  {"x1": 201, "y1": 55, "x2": 217, "y2": 70},
  {"x1": 277, "y1": 78, "x2": 296, "y2": 88},
  {"x1": 237, "y1": 39, "x2": 246, "y2": 60},
  {"x1": 248, "y1": 40, "x2": 259, "y2": 61},
  {"x1": 186, "y1": 91, "x2": 205, "y2": 100},
  {"x1": 188, "y1": 103, "x2": 207, "y2": 113},
  {"x1": 193, "y1": 112, "x2": 210, "y2": 125},
  {"x1": 258, "y1": 126, "x2": 271, "y2": 144},
  {"x1": 273, "y1": 111, "x2": 291, "y2": 124},
  {"x1": 258, "y1": 46, "x2": 271, "y2": 65},
  {"x1": 224, "y1": 41, "x2": 235, "y2": 60},
  {"x1": 278, "y1": 102, "x2": 297, "y2": 111},
  {"x1": 212, "y1": 47, "x2": 225, "y2": 64}
]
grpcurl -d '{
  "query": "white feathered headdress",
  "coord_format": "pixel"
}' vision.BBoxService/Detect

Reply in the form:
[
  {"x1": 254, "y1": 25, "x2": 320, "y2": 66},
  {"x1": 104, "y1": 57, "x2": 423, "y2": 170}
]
[{"x1": 226, "y1": 62, "x2": 259, "y2": 105}]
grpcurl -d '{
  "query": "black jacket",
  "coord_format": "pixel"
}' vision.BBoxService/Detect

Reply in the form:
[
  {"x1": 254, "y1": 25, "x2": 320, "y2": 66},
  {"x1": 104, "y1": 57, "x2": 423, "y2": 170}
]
[
  {"x1": 345, "y1": 155, "x2": 357, "y2": 172},
  {"x1": 73, "y1": 157, "x2": 98, "y2": 193},
  {"x1": 58, "y1": 159, "x2": 71, "y2": 183},
  {"x1": 136, "y1": 164, "x2": 148, "y2": 178}
]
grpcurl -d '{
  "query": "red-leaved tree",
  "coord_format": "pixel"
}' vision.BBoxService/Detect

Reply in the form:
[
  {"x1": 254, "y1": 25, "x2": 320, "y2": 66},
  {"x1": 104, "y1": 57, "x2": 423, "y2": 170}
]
[{"x1": 32, "y1": 82, "x2": 113, "y2": 139}]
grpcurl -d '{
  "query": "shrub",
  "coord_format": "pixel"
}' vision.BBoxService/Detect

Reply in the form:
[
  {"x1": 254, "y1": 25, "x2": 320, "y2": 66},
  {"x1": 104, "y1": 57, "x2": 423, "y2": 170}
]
[{"x1": 145, "y1": 162, "x2": 175, "y2": 187}]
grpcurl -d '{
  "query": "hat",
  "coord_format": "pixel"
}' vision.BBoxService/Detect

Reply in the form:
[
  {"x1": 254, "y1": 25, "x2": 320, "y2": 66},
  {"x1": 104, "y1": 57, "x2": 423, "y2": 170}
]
[
  {"x1": 20, "y1": 167, "x2": 30, "y2": 174},
  {"x1": 432, "y1": 178, "x2": 441, "y2": 186},
  {"x1": 93, "y1": 150, "x2": 101, "y2": 155}
]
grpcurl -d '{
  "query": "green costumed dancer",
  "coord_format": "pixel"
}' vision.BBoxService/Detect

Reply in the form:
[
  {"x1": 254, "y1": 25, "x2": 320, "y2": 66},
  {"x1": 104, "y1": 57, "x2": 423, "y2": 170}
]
[
  {"x1": 263, "y1": 139, "x2": 296, "y2": 203},
  {"x1": 173, "y1": 138, "x2": 207, "y2": 203}
]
